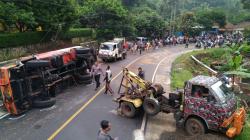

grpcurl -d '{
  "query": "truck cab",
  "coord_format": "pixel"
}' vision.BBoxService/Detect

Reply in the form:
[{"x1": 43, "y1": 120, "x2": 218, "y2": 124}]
[
  {"x1": 175, "y1": 75, "x2": 246, "y2": 137},
  {"x1": 98, "y1": 38, "x2": 127, "y2": 61}
]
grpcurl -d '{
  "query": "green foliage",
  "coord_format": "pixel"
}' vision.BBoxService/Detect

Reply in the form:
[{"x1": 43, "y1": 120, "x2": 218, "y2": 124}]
[
  {"x1": 0, "y1": 28, "x2": 93, "y2": 48},
  {"x1": 178, "y1": 12, "x2": 198, "y2": 36},
  {"x1": 244, "y1": 26, "x2": 250, "y2": 38},
  {"x1": 171, "y1": 69, "x2": 193, "y2": 90},
  {"x1": 132, "y1": 6, "x2": 167, "y2": 37},
  {"x1": 229, "y1": 12, "x2": 250, "y2": 24},
  {"x1": 60, "y1": 28, "x2": 93, "y2": 40},
  {"x1": 195, "y1": 8, "x2": 226, "y2": 30},
  {"x1": 0, "y1": 0, "x2": 78, "y2": 33},
  {"x1": 0, "y1": 1, "x2": 36, "y2": 32},
  {"x1": 79, "y1": 0, "x2": 129, "y2": 39},
  {"x1": 32, "y1": 0, "x2": 78, "y2": 32},
  {"x1": 0, "y1": 32, "x2": 51, "y2": 48},
  {"x1": 241, "y1": 0, "x2": 250, "y2": 9},
  {"x1": 171, "y1": 50, "x2": 209, "y2": 90}
]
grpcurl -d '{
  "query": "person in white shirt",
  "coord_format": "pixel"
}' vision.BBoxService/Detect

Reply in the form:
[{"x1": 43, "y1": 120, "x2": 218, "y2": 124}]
[{"x1": 103, "y1": 65, "x2": 114, "y2": 95}]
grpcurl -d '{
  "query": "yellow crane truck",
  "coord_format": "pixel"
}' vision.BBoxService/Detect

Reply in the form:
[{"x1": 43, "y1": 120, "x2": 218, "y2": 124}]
[{"x1": 116, "y1": 68, "x2": 246, "y2": 138}]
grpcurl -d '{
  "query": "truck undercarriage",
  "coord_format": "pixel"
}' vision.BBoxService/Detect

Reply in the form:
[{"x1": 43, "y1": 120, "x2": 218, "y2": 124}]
[{"x1": 0, "y1": 46, "x2": 96, "y2": 115}]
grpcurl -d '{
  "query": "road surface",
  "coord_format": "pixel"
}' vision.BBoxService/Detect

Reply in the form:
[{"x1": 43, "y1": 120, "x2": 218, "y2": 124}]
[{"x1": 0, "y1": 45, "x2": 194, "y2": 140}]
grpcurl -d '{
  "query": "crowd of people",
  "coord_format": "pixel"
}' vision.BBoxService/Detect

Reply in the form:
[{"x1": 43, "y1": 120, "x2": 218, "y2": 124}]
[
  {"x1": 123, "y1": 32, "x2": 244, "y2": 55},
  {"x1": 126, "y1": 32, "x2": 243, "y2": 54}
]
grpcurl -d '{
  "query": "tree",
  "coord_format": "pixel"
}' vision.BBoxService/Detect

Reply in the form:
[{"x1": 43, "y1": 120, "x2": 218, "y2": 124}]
[
  {"x1": 31, "y1": 0, "x2": 78, "y2": 32},
  {"x1": 0, "y1": 1, "x2": 36, "y2": 32},
  {"x1": 178, "y1": 12, "x2": 197, "y2": 36},
  {"x1": 241, "y1": 0, "x2": 250, "y2": 9},
  {"x1": 132, "y1": 6, "x2": 166, "y2": 38},
  {"x1": 79, "y1": 0, "x2": 129, "y2": 39},
  {"x1": 196, "y1": 8, "x2": 226, "y2": 30}
]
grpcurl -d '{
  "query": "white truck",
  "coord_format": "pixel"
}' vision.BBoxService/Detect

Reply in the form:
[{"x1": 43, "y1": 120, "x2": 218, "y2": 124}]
[{"x1": 98, "y1": 38, "x2": 127, "y2": 62}]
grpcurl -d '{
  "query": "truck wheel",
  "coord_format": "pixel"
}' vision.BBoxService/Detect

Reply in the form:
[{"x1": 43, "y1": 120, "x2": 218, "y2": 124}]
[
  {"x1": 75, "y1": 74, "x2": 92, "y2": 81},
  {"x1": 121, "y1": 102, "x2": 136, "y2": 118},
  {"x1": 25, "y1": 60, "x2": 50, "y2": 68},
  {"x1": 122, "y1": 53, "x2": 126, "y2": 59},
  {"x1": 51, "y1": 56, "x2": 64, "y2": 68},
  {"x1": 114, "y1": 55, "x2": 118, "y2": 61},
  {"x1": 32, "y1": 98, "x2": 56, "y2": 108},
  {"x1": 185, "y1": 118, "x2": 206, "y2": 136},
  {"x1": 78, "y1": 79, "x2": 92, "y2": 85},
  {"x1": 143, "y1": 98, "x2": 160, "y2": 116},
  {"x1": 76, "y1": 54, "x2": 91, "y2": 59},
  {"x1": 75, "y1": 48, "x2": 91, "y2": 54}
]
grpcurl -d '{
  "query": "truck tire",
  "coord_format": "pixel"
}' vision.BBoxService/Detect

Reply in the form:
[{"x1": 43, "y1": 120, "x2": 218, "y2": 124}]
[
  {"x1": 185, "y1": 118, "x2": 206, "y2": 136},
  {"x1": 78, "y1": 79, "x2": 92, "y2": 85},
  {"x1": 174, "y1": 111, "x2": 183, "y2": 121},
  {"x1": 75, "y1": 48, "x2": 91, "y2": 54},
  {"x1": 75, "y1": 74, "x2": 92, "y2": 81},
  {"x1": 143, "y1": 98, "x2": 160, "y2": 116},
  {"x1": 76, "y1": 54, "x2": 91, "y2": 59},
  {"x1": 114, "y1": 55, "x2": 118, "y2": 61},
  {"x1": 51, "y1": 55, "x2": 64, "y2": 68},
  {"x1": 32, "y1": 98, "x2": 56, "y2": 108},
  {"x1": 122, "y1": 53, "x2": 126, "y2": 59},
  {"x1": 25, "y1": 60, "x2": 50, "y2": 68},
  {"x1": 121, "y1": 102, "x2": 136, "y2": 118}
]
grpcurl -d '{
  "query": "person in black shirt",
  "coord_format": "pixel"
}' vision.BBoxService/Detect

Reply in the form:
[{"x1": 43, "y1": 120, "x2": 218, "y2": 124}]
[{"x1": 138, "y1": 67, "x2": 145, "y2": 80}]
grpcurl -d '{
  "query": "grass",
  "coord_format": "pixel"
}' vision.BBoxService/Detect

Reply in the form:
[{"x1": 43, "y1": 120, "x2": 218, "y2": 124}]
[
  {"x1": 171, "y1": 49, "x2": 218, "y2": 90},
  {"x1": 171, "y1": 48, "x2": 231, "y2": 90}
]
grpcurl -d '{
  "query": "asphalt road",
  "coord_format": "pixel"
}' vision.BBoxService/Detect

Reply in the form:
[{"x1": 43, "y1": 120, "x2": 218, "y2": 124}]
[{"x1": 0, "y1": 45, "x2": 194, "y2": 140}]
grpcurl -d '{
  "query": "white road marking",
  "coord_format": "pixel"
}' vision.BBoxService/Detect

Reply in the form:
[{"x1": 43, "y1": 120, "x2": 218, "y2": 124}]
[
  {"x1": 8, "y1": 114, "x2": 26, "y2": 120},
  {"x1": 0, "y1": 113, "x2": 10, "y2": 120},
  {"x1": 40, "y1": 105, "x2": 56, "y2": 112}
]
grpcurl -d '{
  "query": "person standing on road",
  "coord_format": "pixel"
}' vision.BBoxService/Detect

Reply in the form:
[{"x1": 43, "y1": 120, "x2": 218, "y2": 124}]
[
  {"x1": 104, "y1": 65, "x2": 114, "y2": 95},
  {"x1": 138, "y1": 67, "x2": 145, "y2": 80},
  {"x1": 91, "y1": 61, "x2": 104, "y2": 90},
  {"x1": 97, "y1": 120, "x2": 116, "y2": 140}
]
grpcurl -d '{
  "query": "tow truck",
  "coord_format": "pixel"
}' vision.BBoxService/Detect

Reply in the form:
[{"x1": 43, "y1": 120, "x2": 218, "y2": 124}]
[
  {"x1": 0, "y1": 46, "x2": 96, "y2": 115},
  {"x1": 116, "y1": 68, "x2": 246, "y2": 138}
]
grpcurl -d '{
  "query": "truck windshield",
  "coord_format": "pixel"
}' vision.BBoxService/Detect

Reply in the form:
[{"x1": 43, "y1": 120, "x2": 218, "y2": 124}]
[
  {"x1": 211, "y1": 81, "x2": 232, "y2": 103},
  {"x1": 101, "y1": 44, "x2": 113, "y2": 50}
]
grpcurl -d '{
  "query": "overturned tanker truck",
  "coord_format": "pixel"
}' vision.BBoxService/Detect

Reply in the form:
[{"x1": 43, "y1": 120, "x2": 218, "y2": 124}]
[{"x1": 0, "y1": 46, "x2": 96, "y2": 115}]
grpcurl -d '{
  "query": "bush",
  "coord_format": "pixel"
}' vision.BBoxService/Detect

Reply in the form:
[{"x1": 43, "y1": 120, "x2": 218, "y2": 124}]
[
  {"x1": 0, "y1": 28, "x2": 94, "y2": 48},
  {"x1": 60, "y1": 28, "x2": 93, "y2": 40},
  {"x1": 0, "y1": 32, "x2": 51, "y2": 48}
]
